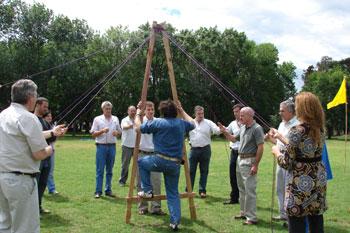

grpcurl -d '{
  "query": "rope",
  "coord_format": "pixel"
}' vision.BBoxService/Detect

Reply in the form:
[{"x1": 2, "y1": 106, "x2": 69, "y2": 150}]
[
  {"x1": 162, "y1": 31, "x2": 272, "y2": 129},
  {"x1": 63, "y1": 36, "x2": 150, "y2": 128},
  {"x1": 1, "y1": 45, "x2": 118, "y2": 88}
]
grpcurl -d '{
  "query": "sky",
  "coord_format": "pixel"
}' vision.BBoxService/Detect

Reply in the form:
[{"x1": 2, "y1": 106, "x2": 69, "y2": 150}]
[{"x1": 24, "y1": 0, "x2": 350, "y2": 89}]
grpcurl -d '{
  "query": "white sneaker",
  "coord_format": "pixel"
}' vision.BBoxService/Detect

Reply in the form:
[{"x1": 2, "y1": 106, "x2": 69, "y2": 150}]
[
  {"x1": 169, "y1": 223, "x2": 179, "y2": 231},
  {"x1": 137, "y1": 191, "x2": 153, "y2": 198}
]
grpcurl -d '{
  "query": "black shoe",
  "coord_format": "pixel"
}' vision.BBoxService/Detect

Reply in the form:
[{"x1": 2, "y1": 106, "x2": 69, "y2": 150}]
[
  {"x1": 94, "y1": 193, "x2": 101, "y2": 198},
  {"x1": 169, "y1": 223, "x2": 179, "y2": 231},
  {"x1": 105, "y1": 192, "x2": 116, "y2": 198},
  {"x1": 223, "y1": 199, "x2": 239, "y2": 205}
]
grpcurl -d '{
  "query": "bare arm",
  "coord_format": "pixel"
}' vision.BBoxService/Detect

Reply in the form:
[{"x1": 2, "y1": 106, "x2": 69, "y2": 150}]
[
  {"x1": 251, "y1": 143, "x2": 264, "y2": 175},
  {"x1": 32, "y1": 145, "x2": 53, "y2": 161},
  {"x1": 91, "y1": 127, "x2": 109, "y2": 138},
  {"x1": 217, "y1": 122, "x2": 237, "y2": 142}
]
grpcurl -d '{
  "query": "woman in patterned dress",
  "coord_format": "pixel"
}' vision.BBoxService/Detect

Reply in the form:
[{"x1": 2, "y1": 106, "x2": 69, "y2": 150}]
[{"x1": 271, "y1": 92, "x2": 327, "y2": 233}]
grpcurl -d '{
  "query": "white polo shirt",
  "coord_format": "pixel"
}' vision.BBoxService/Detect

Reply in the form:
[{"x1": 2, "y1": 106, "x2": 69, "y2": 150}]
[
  {"x1": 121, "y1": 116, "x2": 136, "y2": 148},
  {"x1": 140, "y1": 116, "x2": 156, "y2": 152},
  {"x1": 227, "y1": 120, "x2": 241, "y2": 150},
  {"x1": 0, "y1": 103, "x2": 48, "y2": 173},
  {"x1": 90, "y1": 115, "x2": 121, "y2": 144},
  {"x1": 189, "y1": 119, "x2": 220, "y2": 147}
]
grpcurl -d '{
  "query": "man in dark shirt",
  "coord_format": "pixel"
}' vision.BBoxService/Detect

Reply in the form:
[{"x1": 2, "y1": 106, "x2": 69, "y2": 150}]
[{"x1": 34, "y1": 97, "x2": 66, "y2": 214}]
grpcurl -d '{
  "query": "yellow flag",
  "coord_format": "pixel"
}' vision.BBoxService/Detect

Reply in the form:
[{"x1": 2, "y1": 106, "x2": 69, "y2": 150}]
[{"x1": 327, "y1": 78, "x2": 347, "y2": 109}]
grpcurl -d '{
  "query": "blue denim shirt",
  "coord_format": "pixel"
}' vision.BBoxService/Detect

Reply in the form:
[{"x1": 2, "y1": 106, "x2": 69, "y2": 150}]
[{"x1": 140, "y1": 118, "x2": 195, "y2": 159}]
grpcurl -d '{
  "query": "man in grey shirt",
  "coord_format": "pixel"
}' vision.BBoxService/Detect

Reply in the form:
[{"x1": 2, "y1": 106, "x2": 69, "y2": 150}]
[
  {"x1": 219, "y1": 107, "x2": 264, "y2": 225},
  {"x1": 0, "y1": 79, "x2": 61, "y2": 233}
]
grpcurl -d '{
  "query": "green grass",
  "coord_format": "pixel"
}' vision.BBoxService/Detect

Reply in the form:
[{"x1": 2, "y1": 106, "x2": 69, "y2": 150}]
[{"x1": 41, "y1": 138, "x2": 350, "y2": 233}]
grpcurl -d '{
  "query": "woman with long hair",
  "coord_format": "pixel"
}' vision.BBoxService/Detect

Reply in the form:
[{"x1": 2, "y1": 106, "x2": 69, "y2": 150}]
[{"x1": 271, "y1": 92, "x2": 327, "y2": 233}]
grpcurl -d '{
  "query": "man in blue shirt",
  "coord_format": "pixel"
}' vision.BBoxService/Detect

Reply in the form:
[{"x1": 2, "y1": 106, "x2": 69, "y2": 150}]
[{"x1": 135, "y1": 100, "x2": 195, "y2": 231}]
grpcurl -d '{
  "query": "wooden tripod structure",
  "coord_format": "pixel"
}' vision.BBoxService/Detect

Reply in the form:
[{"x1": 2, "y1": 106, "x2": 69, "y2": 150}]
[{"x1": 125, "y1": 22, "x2": 197, "y2": 223}]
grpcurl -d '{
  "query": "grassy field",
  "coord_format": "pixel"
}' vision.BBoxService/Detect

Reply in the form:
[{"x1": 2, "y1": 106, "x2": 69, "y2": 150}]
[{"x1": 40, "y1": 137, "x2": 350, "y2": 233}]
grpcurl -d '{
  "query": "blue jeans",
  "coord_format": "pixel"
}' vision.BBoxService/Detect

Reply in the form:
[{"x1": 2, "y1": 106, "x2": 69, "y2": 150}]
[
  {"x1": 47, "y1": 147, "x2": 56, "y2": 193},
  {"x1": 138, "y1": 155, "x2": 181, "y2": 224},
  {"x1": 189, "y1": 145, "x2": 211, "y2": 194},
  {"x1": 95, "y1": 144, "x2": 116, "y2": 195}
]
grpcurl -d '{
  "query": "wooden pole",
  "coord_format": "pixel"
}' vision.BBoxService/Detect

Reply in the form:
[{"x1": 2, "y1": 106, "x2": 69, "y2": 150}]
[
  {"x1": 125, "y1": 23, "x2": 156, "y2": 224},
  {"x1": 162, "y1": 30, "x2": 197, "y2": 220}
]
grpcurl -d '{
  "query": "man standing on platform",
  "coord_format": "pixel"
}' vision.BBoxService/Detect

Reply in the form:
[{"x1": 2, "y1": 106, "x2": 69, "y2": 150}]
[
  {"x1": 188, "y1": 106, "x2": 221, "y2": 198},
  {"x1": 223, "y1": 103, "x2": 243, "y2": 205},
  {"x1": 90, "y1": 101, "x2": 121, "y2": 198},
  {"x1": 119, "y1": 105, "x2": 136, "y2": 186},
  {"x1": 137, "y1": 101, "x2": 165, "y2": 215},
  {"x1": 219, "y1": 107, "x2": 264, "y2": 225}
]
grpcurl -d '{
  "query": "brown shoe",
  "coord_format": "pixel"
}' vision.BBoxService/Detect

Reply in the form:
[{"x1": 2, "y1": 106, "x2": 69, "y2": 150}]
[
  {"x1": 234, "y1": 215, "x2": 246, "y2": 220},
  {"x1": 243, "y1": 220, "x2": 258, "y2": 225}
]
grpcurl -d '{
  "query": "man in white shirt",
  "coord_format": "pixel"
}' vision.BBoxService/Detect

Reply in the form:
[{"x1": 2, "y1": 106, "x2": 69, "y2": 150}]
[
  {"x1": 119, "y1": 105, "x2": 136, "y2": 186},
  {"x1": 0, "y1": 79, "x2": 54, "y2": 233},
  {"x1": 90, "y1": 101, "x2": 121, "y2": 198},
  {"x1": 137, "y1": 101, "x2": 165, "y2": 215},
  {"x1": 223, "y1": 103, "x2": 243, "y2": 205},
  {"x1": 266, "y1": 99, "x2": 299, "y2": 222},
  {"x1": 188, "y1": 106, "x2": 221, "y2": 198}
]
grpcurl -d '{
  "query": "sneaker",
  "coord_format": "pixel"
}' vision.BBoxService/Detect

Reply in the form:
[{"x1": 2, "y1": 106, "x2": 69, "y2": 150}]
[
  {"x1": 169, "y1": 223, "x2": 179, "y2": 231},
  {"x1": 272, "y1": 216, "x2": 287, "y2": 221},
  {"x1": 200, "y1": 192, "x2": 207, "y2": 198},
  {"x1": 137, "y1": 191, "x2": 153, "y2": 198},
  {"x1": 138, "y1": 209, "x2": 148, "y2": 215},
  {"x1": 234, "y1": 214, "x2": 246, "y2": 220},
  {"x1": 243, "y1": 220, "x2": 258, "y2": 225},
  {"x1": 49, "y1": 190, "x2": 59, "y2": 195},
  {"x1": 94, "y1": 193, "x2": 101, "y2": 199},
  {"x1": 119, "y1": 182, "x2": 126, "y2": 187},
  {"x1": 40, "y1": 208, "x2": 50, "y2": 214}
]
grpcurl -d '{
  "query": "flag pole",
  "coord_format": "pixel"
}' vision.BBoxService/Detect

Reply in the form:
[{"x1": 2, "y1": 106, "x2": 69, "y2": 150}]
[{"x1": 345, "y1": 77, "x2": 348, "y2": 172}]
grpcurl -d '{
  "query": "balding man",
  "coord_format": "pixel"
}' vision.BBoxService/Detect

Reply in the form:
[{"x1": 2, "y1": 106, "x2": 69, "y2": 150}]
[
  {"x1": 219, "y1": 107, "x2": 264, "y2": 225},
  {"x1": 119, "y1": 105, "x2": 137, "y2": 186}
]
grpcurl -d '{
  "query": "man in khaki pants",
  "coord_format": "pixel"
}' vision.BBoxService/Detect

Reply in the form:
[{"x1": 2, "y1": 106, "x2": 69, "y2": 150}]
[{"x1": 219, "y1": 106, "x2": 264, "y2": 225}]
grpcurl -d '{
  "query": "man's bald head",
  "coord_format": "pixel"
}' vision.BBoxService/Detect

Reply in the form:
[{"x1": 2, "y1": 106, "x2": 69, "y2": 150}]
[{"x1": 240, "y1": 107, "x2": 255, "y2": 125}]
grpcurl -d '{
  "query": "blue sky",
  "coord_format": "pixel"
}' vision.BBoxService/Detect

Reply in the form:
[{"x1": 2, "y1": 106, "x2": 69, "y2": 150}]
[{"x1": 25, "y1": 0, "x2": 350, "y2": 89}]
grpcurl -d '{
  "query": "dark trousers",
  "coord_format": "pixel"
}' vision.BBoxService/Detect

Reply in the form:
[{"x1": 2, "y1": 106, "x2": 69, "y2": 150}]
[
  {"x1": 288, "y1": 215, "x2": 324, "y2": 233},
  {"x1": 189, "y1": 145, "x2": 211, "y2": 194},
  {"x1": 36, "y1": 158, "x2": 51, "y2": 209},
  {"x1": 229, "y1": 149, "x2": 239, "y2": 202}
]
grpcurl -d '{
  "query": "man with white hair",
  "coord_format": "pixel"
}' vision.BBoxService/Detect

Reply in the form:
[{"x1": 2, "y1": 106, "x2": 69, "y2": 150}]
[
  {"x1": 266, "y1": 99, "x2": 299, "y2": 223},
  {"x1": 0, "y1": 79, "x2": 61, "y2": 233},
  {"x1": 219, "y1": 106, "x2": 264, "y2": 225},
  {"x1": 90, "y1": 101, "x2": 121, "y2": 198}
]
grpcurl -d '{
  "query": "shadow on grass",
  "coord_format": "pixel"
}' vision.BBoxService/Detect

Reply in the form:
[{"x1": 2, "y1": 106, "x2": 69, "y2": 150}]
[
  {"x1": 40, "y1": 213, "x2": 71, "y2": 228},
  {"x1": 324, "y1": 225, "x2": 349, "y2": 233},
  {"x1": 98, "y1": 196, "x2": 126, "y2": 204},
  {"x1": 130, "y1": 215, "x2": 218, "y2": 233},
  {"x1": 45, "y1": 194, "x2": 70, "y2": 203},
  {"x1": 200, "y1": 195, "x2": 227, "y2": 205}
]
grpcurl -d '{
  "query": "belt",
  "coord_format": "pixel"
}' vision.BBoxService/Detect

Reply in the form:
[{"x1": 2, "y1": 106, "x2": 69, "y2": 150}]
[
  {"x1": 155, "y1": 153, "x2": 181, "y2": 163},
  {"x1": 96, "y1": 143, "x2": 116, "y2": 146},
  {"x1": 7, "y1": 171, "x2": 38, "y2": 178},
  {"x1": 295, "y1": 156, "x2": 322, "y2": 163},
  {"x1": 140, "y1": 150, "x2": 154, "y2": 155},
  {"x1": 191, "y1": 145, "x2": 210, "y2": 149},
  {"x1": 239, "y1": 153, "x2": 256, "y2": 159}
]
